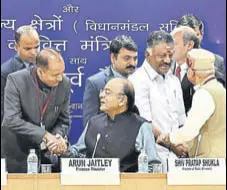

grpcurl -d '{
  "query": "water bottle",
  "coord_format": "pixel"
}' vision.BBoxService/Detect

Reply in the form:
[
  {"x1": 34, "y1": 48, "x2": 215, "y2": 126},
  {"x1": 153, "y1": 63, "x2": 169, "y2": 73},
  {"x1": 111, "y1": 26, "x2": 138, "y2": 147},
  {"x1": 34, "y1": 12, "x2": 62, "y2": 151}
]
[
  {"x1": 27, "y1": 149, "x2": 38, "y2": 174},
  {"x1": 138, "y1": 149, "x2": 148, "y2": 173}
]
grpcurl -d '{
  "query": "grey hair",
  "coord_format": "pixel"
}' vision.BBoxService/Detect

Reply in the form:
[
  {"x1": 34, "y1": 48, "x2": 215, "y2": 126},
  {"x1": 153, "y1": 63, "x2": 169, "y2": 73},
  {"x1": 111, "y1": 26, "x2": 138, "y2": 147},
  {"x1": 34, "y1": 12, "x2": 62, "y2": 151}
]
[{"x1": 183, "y1": 31, "x2": 200, "y2": 48}]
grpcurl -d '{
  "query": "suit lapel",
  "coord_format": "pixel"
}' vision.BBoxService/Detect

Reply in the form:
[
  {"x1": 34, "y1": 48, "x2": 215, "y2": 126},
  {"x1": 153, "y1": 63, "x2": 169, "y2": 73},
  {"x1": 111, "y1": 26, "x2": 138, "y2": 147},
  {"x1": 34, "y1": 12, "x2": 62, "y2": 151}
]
[
  {"x1": 14, "y1": 55, "x2": 26, "y2": 71},
  {"x1": 171, "y1": 61, "x2": 176, "y2": 75},
  {"x1": 181, "y1": 73, "x2": 193, "y2": 89},
  {"x1": 104, "y1": 66, "x2": 114, "y2": 84}
]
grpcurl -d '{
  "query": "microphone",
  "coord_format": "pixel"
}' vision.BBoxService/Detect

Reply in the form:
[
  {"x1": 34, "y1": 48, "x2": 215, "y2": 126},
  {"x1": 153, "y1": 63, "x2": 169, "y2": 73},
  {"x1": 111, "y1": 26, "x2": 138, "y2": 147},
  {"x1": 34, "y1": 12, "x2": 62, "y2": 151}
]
[
  {"x1": 194, "y1": 134, "x2": 202, "y2": 158},
  {"x1": 92, "y1": 133, "x2": 101, "y2": 158}
]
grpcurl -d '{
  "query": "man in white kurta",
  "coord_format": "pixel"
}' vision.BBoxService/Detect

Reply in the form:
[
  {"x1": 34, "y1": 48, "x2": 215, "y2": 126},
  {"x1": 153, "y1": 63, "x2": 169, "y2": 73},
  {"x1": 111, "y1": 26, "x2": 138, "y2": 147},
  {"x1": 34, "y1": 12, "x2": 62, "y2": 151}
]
[
  {"x1": 157, "y1": 48, "x2": 226, "y2": 158},
  {"x1": 129, "y1": 31, "x2": 186, "y2": 172}
]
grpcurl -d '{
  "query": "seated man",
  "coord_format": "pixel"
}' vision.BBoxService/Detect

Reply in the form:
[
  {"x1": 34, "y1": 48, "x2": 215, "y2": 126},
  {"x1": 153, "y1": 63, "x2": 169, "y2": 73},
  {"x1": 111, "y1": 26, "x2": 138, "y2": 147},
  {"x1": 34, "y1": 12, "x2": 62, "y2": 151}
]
[
  {"x1": 63, "y1": 78, "x2": 161, "y2": 172},
  {"x1": 157, "y1": 49, "x2": 226, "y2": 158}
]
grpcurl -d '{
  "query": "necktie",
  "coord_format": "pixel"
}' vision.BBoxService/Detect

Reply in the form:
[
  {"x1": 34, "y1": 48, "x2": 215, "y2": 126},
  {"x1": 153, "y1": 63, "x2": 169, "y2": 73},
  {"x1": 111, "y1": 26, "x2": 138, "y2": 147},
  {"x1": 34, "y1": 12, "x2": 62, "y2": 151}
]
[{"x1": 175, "y1": 65, "x2": 181, "y2": 81}]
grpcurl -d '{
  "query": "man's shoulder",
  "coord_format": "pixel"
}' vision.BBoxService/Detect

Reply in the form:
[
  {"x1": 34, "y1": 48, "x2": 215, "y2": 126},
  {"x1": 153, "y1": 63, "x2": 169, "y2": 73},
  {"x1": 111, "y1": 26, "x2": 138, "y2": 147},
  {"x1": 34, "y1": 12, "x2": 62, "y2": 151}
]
[
  {"x1": 1, "y1": 54, "x2": 23, "y2": 73},
  {"x1": 5, "y1": 69, "x2": 32, "y2": 89},
  {"x1": 131, "y1": 112, "x2": 147, "y2": 123},
  {"x1": 8, "y1": 67, "x2": 30, "y2": 79},
  {"x1": 167, "y1": 72, "x2": 181, "y2": 83},
  {"x1": 128, "y1": 66, "x2": 146, "y2": 81},
  {"x1": 89, "y1": 112, "x2": 106, "y2": 122},
  {"x1": 214, "y1": 53, "x2": 224, "y2": 61},
  {"x1": 87, "y1": 67, "x2": 110, "y2": 82},
  {"x1": 214, "y1": 53, "x2": 224, "y2": 65},
  {"x1": 62, "y1": 74, "x2": 70, "y2": 85}
]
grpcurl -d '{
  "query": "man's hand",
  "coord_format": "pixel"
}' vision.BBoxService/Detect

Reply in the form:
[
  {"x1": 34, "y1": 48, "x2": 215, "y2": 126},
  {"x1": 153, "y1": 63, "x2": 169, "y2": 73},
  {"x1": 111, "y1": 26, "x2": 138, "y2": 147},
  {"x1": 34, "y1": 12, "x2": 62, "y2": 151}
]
[
  {"x1": 156, "y1": 133, "x2": 169, "y2": 144},
  {"x1": 54, "y1": 134, "x2": 68, "y2": 154},
  {"x1": 45, "y1": 133, "x2": 67, "y2": 154},
  {"x1": 156, "y1": 133, "x2": 189, "y2": 158},
  {"x1": 170, "y1": 143, "x2": 188, "y2": 158}
]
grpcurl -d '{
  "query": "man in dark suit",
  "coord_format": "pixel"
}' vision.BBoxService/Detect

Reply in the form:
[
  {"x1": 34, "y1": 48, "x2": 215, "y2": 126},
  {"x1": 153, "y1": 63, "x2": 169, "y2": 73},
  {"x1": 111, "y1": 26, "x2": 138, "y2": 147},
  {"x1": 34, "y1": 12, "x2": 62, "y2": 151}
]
[
  {"x1": 176, "y1": 14, "x2": 226, "y2": 87},
  {"x1": 170, "y1": 26, "x2": 200, "y2": 114},
  {"x1": 1, "y1": 25, "x2": 40, "y2": 124},
  {"x1": 1, "y1": 48, "x2": 71, "y2": 173},
  {"x1": 82, "y1": 35, "x2": 138, "y2": 128}
]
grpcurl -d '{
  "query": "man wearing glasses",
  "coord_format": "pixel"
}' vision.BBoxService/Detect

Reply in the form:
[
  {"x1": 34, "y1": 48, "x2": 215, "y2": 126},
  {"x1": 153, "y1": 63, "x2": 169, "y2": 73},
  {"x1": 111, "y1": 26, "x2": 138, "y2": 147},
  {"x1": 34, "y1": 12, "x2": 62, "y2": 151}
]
[
  {"x1": 64, "y1": 78, "x2": 161, "y2": 172},
  {"x1": 157, "y1": 48, "x2": 226, "y2": 158}
]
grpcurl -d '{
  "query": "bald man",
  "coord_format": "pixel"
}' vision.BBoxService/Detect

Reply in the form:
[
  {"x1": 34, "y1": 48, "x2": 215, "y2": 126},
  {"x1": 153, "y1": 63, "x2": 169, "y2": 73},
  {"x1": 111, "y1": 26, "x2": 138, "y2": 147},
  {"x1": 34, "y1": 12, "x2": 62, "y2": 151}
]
[
  {"x1": 1, "y1": 25, "x2": 40, "y2": 124},
  {"x1": 1, "y1": 48, "x2": 71, "y2": 173},
  {"x1": 171, "y1": 26, "x2": 200, "y2": 114},
  {"x1": 64, "y1": 78, "x2": 161, "y2": 172}
]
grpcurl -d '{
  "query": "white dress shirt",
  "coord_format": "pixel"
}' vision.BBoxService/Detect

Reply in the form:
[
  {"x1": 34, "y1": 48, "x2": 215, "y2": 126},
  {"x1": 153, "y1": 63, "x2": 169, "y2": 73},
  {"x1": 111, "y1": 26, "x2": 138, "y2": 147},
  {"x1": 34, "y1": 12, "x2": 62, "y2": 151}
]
[
  {"x1": 170, "y1": 76, "x2": 215, "y2": 144},
  {"x1": 129, "y1": 59, "x2": 186, "y2": 172},
  {"x1": 175, "y1": 62, "x2": 188, "y2": 82}
]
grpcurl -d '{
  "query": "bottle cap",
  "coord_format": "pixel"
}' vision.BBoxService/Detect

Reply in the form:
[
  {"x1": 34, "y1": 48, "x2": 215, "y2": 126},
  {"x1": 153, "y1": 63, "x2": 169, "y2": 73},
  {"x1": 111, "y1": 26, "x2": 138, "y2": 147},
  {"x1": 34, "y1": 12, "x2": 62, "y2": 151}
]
[{"x1": 30, "y1": 149, "x2": 35, "y2": 153}]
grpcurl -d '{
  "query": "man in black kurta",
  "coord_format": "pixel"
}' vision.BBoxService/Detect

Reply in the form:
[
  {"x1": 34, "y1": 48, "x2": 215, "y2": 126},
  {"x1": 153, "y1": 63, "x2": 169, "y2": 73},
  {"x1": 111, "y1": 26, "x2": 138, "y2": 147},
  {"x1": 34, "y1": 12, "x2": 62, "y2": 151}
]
[{"x1": 64, "y1": 78, "x2": 160, "y2": 172}]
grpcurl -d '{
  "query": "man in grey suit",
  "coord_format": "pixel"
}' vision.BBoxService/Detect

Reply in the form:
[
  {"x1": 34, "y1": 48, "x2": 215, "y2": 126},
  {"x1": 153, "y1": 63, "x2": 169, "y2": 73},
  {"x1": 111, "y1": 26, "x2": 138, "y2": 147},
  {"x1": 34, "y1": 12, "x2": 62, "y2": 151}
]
[
  {"x1": 1, "y1": 25, "x2": 40, "y2": 124},
  {"x1": 171, "y1": 26, "x2": 200, "y2": 114},
  {"x1": 1, "y1": 48, "x2": 71, "y2": 173},
  {"x1": 176, "y1": 14, "x2": 226, "y2": 87},
  {"x1": 83, "y1": 35, "x2": 138, "y2": 128}
]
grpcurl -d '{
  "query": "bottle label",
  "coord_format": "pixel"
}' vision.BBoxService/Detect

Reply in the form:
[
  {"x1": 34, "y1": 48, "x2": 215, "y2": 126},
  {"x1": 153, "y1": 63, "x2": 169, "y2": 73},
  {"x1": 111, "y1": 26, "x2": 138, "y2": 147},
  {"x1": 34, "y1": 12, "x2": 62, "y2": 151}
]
[{"x1": 27, "y1": 154, "x2": 38, "y2": 174}]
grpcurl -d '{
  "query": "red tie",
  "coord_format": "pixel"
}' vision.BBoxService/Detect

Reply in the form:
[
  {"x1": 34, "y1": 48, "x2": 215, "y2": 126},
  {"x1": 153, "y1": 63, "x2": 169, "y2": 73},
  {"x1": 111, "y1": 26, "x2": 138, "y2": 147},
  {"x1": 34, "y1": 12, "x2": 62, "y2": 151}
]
[{"x1": 175, "y1": 65, "x2": 181, "y2": 80}]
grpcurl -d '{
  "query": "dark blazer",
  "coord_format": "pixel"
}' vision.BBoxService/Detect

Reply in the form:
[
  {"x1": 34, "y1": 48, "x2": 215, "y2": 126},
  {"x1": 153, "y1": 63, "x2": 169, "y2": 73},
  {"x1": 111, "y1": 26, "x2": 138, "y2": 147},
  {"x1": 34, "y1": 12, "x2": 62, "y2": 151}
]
[
  {"x1": 82, "y1": 66, "x2": 114, "y2": 128},
  {"x1": 214, "y1": 54, "x2": 226, "y2": 87},
  {"x1": 180, "y1": 73, "x2": 194, "y2": 115},
  {"x1": 1, "y1": 68, "x2": 71, "y2": 173},
  {"x1": 172, "y1": 62, "x2": 194, "y2": 115},
  {"x1": 1, "y1": 54, "x2": 27, "y2": 124}
]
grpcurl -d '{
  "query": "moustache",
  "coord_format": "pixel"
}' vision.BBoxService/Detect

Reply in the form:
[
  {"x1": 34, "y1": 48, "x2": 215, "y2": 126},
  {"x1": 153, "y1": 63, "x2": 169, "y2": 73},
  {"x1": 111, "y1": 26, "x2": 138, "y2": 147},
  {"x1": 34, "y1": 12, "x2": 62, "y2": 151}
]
[
  {"x1": 126, "y1": 65, "x2": 136, "y2": 69},
  {"x1": 159, "y1": 62, "x2": 171, "y2": 67}
]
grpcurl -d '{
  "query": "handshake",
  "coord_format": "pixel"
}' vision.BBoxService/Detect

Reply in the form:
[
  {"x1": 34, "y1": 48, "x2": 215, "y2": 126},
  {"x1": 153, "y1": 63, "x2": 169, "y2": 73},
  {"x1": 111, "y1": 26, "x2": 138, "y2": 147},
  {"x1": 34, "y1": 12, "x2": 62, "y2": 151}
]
[
  {"x1": 156, "y1": 133, "x2": 189, "y2": 158},
  {"x1": 43, "y1": 132, "x2": 68, "y2": 154}
]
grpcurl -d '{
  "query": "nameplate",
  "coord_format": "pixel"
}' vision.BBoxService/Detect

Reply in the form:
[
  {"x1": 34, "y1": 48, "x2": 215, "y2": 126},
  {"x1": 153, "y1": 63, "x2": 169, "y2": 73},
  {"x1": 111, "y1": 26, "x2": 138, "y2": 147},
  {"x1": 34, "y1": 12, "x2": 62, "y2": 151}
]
[
  {"x1": 60, "y1": 158, "x2": 120, "y2": 185},
  {"x1": 167, "y1": 158, "x2": 226, "y2": 185},
  {"x1": 1, "y1": 158, "x2": 7, "y2": 186}
]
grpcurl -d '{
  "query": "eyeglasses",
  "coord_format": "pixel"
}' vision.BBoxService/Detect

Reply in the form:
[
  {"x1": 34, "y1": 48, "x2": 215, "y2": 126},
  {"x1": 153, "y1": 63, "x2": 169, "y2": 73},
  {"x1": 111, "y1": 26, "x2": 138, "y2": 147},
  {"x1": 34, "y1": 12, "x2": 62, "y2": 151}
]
[{"x1": 100, "y1": 88, "x2": 124, "y2": 96}]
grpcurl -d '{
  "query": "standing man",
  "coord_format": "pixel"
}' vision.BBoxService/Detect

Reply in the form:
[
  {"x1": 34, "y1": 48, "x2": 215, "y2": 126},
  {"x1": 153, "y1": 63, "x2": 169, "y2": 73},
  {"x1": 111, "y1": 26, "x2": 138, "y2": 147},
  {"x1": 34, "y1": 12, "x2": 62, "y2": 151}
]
[
  {"x1": 157, "y1": 49, "x2": 226, "y2": 158},
  {"x1": 1, "y1": 25, "x2": 40, "y2": 124},
  {"x1": 64, "y1": 78, "x2": 161, "y2": 172},
  {"x1": 171, "y1": 26, "x2": 200, "y2": 114},
  {"x1": 1, "y1": 48, "x2": 71, "y2": 173},
  {"x1": 129, "y1": 31, "x2": 187, "y2": 172},
  {"x1": 83, "y1": 35, "x2": 138, "y2": 128},
  {"x1": 176, "y1": 14, "x2": 226, "y2": 87}
]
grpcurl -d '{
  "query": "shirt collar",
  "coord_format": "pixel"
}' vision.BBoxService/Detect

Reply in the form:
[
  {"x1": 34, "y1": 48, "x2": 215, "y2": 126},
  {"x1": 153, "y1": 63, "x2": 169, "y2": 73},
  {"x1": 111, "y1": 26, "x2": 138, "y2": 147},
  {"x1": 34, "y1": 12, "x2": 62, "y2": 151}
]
[
  {"x1": 34, "y1": 68, "x2": 52, "y2": 90},
  {"x1": 193, "y1": 75, "x2": 216, "y2": 91},
  {"x1": 180, "y1": 62, "x2": 188, "y2": 70},
  {"x1": 111, "y1": 66, "x2": 126, "y2": 78},
  {"x1": 176, "y1": 62, "x2": 188, "y2": 71},
  {"x1": 23, "y1": 61, "x2": 31, "y2": 68},
  {"x1": 143, "y1": 59, "x2": 172, "y2": 81}
]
